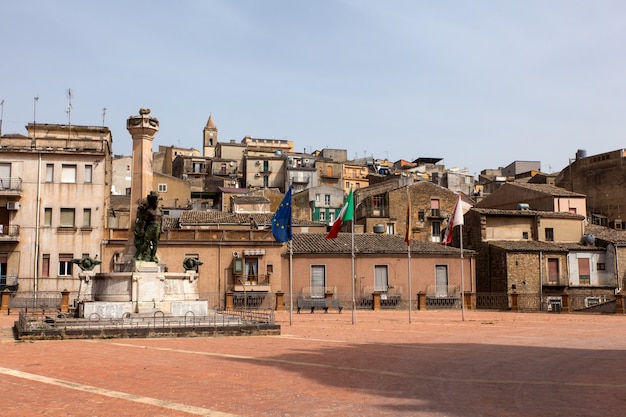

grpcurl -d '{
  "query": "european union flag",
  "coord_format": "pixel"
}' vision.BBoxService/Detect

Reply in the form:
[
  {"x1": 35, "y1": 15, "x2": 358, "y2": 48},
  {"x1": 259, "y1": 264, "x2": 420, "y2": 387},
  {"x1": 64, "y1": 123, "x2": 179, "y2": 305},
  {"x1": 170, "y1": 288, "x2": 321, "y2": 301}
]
[{"x1": 272, "y1": 186, "x2": 292, "y2": 242}]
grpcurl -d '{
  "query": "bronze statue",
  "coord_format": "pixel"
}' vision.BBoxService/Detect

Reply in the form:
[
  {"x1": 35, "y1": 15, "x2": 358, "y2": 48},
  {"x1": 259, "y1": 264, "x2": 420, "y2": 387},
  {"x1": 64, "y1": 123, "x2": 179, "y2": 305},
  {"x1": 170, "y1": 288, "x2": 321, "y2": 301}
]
[
  {"x1": 183, "y1": 257, "x2": 203, "y2": 271},
  {"x1": 134, "y1": 191, "x2": 163, "y2": 262},
  {"x1": 72, "y1": 256, "x2": 102, "y2": 271}
]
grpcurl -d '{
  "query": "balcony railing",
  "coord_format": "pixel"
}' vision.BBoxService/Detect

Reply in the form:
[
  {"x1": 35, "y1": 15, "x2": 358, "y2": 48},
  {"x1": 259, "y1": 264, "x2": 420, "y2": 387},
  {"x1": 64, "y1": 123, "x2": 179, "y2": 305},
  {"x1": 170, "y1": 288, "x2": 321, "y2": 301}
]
[
  {"x1": 233, "y1": 274, "x2": 271, "y2": 286},
  {"x1": 0, "y1": 177, "x2": 22, "y2": 193},
  {"x1": 0, "y1": 224, "x2": 20, "y2": 240}
]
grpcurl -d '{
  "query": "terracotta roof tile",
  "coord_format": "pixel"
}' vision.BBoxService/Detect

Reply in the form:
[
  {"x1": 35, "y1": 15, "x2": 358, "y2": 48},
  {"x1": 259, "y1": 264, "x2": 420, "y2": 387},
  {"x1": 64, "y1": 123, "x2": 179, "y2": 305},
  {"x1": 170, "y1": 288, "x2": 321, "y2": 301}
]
[{"x1": 291, "y1": 233, "x2": 470, "y2": 255}]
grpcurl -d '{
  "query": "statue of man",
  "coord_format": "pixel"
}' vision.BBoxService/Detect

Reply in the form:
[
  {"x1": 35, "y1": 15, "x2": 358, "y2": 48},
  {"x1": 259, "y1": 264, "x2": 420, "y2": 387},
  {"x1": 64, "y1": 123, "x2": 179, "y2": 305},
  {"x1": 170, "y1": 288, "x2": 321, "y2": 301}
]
[{"x1": 134, "y1": 191, "x2": 163, "y2": 262}]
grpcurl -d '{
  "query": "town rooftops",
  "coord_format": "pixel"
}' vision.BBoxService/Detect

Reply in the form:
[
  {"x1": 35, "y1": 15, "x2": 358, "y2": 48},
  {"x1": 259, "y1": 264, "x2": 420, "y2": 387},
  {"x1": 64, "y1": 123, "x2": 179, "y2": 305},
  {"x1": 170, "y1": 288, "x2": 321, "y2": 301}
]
[
  {"x1": 470, "y1": 207, "x2": 585, "y2": 220},
  {"x1": 291, "y1": 233, "x2": 473, "y2": 255},
  {"x1": 488, "y1": 240, "x2": 603, "y2": 252},
  {"x1": 501, "y1": 182, "x2": 585, "y2": 197}
]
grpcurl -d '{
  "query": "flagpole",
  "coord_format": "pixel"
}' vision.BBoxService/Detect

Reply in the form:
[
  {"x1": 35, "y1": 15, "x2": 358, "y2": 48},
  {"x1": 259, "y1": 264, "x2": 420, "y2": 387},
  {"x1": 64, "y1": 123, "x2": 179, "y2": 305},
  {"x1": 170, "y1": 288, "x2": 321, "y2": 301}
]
[
  {"x1": 460, "y1": 224, "x2": 465, "y2": 322},
  {"x1": 406, "y1": 186, "x2": 412, "y2": 324},
  {"x1": 289, "y1": 239, "x2": 293, "y2": 326},
  {"x1": 351, "y1": 198, "x2": 356, "y2": 325}
]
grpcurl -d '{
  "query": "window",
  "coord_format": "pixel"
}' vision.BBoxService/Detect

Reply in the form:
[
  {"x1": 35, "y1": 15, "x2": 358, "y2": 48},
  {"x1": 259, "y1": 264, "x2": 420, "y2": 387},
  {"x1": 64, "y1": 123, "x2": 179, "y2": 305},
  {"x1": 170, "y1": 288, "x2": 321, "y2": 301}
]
[
  {"x1": 266, "y1": 264, "x2": 273, "y2": 274},
  {"x1": 355, "y1": 182, "x2": 360, "y2": 189},
  {"x1": 569, "y1": 208, "x2": 577, "y2": 214},
  {"x1": 418, "y1": 210, "x2": 425, "y2": 222},
  {"x1": 432, "y1": 221, "x2": 441, "y2": 237},
  {"x1": 373, "y1": 195, "x2": 383, "y2": 210},
  {"x1": 319, "y1": 211, "x2": 326, "y2": 221},
  {"x1": 345, "y1": 181, "x2": 350, "y2": 188},
  {"x1": 46, "y1": 164, "x2": 54, "y2": 182},
  {"x1": 324, "y1": 194, "x2": 331, "y2": 206},
  {"x1": 44, "y1": 208, "x2": 52, "y2": 227},
  {"x1": 315, "y1": 194, "x2": 320, "y2": 202},
  {"x1": 245, "y1": 258, "x2": 259, "y2": 282},
  {"x1": 61, "y1": 165, "x2": 77, "y2": 183},
  {"x1": 310, "y1": 265, "x2": 326, "y2": 298},
  {"x1": 578, "y1": 258, "x2": 591, "y2": 285},
  {"x1": 0, "y1": 254, "x2": 7, "y2": 285},
  {"x1": 597, "y1": 262, "x2": 606, "y2": 271},
  {"x1": 548, "y1": 258, "x2": 559, "y2": 283},
  {"x1": 386, "y1": 223, "x2": 395, "y2": 234},
  {"x1": 59, "y1": 254, "x2": 73, "y2": 276},
  {"x1": 522, "y1": 232, "x2": 529, "y2": 239},
  {"x1": 430, "y1": 199, "x2": 440, "y2": 217},
  {"x1": 60, "y1": 208, "x2": 75, "y2": 228},
  {"x1": 42, "y1": 254, "x2": 50, "y2": 277},
  {"x1": 158, "y1": 183, "x2": 168, "y2": 192},
  {"x1": 545, "y1": 228, "x2": 554, "y2": 241},
  {"x1": 85, "y1": 165, "x2": 93, "y2": 183},
  {"x1": 83, "y1": 208, "x2": 92, "y2": 228},
  {"x1": 263, "y1": 160, "x2": 269, "y2": 172},
  {"x1": 374, "y1": 265, "x2": 389, "y2": 292},
  {"x1": 263, "y1": 175, "x2": 269, "y2": 188},
  {"x1": 435, "y1": 265, "x2": 449, "y2": 297}
]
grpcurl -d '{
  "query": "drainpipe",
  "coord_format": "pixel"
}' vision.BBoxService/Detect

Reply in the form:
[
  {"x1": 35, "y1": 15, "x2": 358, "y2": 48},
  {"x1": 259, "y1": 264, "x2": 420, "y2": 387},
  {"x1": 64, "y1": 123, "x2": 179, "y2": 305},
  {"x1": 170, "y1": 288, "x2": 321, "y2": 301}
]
[
  {"x1": 539, "y1": 251, "x2": 543, "y2": 311},
  {"x1": 34, "y1": 152, "x2": 42, "y2": 298}
]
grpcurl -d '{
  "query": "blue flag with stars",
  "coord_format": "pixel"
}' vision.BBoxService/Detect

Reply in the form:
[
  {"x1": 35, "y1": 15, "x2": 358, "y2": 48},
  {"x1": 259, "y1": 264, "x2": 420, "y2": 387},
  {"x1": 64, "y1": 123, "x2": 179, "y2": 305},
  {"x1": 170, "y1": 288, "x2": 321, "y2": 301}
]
[{"x1": 272, "y1": 186, "x2": 293, "y2": 243}]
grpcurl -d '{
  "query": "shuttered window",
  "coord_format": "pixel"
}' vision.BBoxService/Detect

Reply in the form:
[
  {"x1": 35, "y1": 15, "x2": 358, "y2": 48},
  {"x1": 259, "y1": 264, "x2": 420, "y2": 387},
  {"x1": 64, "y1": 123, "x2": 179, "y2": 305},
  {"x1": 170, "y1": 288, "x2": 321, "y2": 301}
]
[
  {"x1": 548, "y1": 259, "x2": 559, "y2": 283},
  {"x1": 310, "y1": 265, "x2": 325, "y2": 298},
  {"x1": 578, "y1": 258, "x2": 591, "y2": 285}
]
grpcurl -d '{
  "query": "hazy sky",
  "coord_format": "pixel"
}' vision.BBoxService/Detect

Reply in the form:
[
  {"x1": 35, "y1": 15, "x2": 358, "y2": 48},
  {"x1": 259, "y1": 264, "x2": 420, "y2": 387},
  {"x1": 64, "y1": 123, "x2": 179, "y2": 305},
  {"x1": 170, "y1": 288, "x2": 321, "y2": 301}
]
[{"x1": 2, "y1": 1, "x2": 626, "y2": 175}]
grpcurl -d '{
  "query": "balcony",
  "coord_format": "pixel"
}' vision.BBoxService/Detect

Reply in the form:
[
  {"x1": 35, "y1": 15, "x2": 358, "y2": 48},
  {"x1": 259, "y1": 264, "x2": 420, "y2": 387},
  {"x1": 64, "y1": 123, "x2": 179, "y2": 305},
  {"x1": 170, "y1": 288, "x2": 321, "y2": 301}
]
[
  {"x1": 0, "y1": 224, "x2": 20, "y2": 242},
  {"x1": 0, "y1": 177, "x2": 23, "y2": 196},
  {"x1": 0, "y1": 275, "x2": 18, "y2": 291},
  {"x1": 233, "y1": 274, "x2": 271, "y2": 292}
]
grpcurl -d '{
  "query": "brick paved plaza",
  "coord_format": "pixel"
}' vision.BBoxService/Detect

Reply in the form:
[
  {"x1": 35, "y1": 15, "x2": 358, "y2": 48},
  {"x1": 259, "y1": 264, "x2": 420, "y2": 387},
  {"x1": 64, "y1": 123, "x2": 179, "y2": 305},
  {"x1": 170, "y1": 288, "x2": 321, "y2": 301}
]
[{"x1": 1, "y1": 309, "x2": 625, "y2": 417}]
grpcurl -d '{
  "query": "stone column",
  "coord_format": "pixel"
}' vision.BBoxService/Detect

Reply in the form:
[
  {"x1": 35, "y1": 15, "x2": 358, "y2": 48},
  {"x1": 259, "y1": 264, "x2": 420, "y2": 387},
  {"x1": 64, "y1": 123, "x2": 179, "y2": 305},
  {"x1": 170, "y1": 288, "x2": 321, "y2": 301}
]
[
  {"x1": 372, "y1": 292, "x2": 381, "y2": 311},
  {"x1": 275, "y1": 291, "x2": 284, "y2": 311},
  {"x1": 60, "y1": 289, "x2": 70, "y2": 313},
  {"x1": 418, "y1": 292, "x2": 427, "y2": 311},
  {"x1": 225, "y1": 292, "x2": 234, "y2": 311},
  {"x1": 325, "y1": 291, "x2": 335, "y2": 312},
  {"x1": 510, "y1": 292, "x2": 519, "y2": 311},
  {"x1": 126, "y1": 109, "x2": 159, "y2": 243}
]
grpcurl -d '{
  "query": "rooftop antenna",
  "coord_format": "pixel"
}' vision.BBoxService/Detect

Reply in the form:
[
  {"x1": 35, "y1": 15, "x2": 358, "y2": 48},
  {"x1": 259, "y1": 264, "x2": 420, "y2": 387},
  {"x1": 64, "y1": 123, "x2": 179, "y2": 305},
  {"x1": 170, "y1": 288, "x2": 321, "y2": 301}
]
[
  {"x1": 0, "y1": 98, "x2": 4, "y2": 137},
  {"x1": 102, "y1": 107, "x2": 107, "y2": 126},
  {"x1": 66, "y1": 88, "x2": 73, "y2": 141},
  {"x1": 33, "y1": 95, "x2": 39, "y2": 144}
]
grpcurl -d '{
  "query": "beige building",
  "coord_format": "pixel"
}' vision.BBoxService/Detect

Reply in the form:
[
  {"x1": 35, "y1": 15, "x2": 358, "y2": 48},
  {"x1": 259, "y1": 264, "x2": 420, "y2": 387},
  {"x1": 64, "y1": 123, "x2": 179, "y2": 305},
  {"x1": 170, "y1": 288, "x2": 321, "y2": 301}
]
[
  {"x1": 0, "y1": 123, "x2": 112, "y2": 294},
  {"x1": 289, "y1": 233, "x2": 475, "y2": 309}
]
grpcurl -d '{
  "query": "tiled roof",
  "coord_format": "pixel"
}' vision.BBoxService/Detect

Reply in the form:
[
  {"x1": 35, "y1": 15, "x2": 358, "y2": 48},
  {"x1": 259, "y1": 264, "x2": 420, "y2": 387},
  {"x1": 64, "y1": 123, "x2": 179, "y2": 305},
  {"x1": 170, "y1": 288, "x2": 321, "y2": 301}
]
[
  {"x1": 585, "y1": 224, "x2": 626, "y2": 244},
  {"x1": 507, "y1": 182, "x2": 585, "y2": 197},
  {"x1": 291, "y1": 233, "x2": 470, "y2": 255},
  {"x1": 178, "y1": 211, "x2": 322, "y2": 227},
  {"x1": 488, "y1": 240, "x2": 602, "y2": 252},
  {"x1": 470, "y1": 207, "x2": 585, "y2": 220}
]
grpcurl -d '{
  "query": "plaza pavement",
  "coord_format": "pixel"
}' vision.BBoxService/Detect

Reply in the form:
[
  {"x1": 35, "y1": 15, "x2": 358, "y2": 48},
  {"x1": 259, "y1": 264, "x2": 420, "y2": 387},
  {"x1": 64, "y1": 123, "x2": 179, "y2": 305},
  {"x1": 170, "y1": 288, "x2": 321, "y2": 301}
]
[{"x1": 1, "y1": 308, "x2": 625, "y2": 417}]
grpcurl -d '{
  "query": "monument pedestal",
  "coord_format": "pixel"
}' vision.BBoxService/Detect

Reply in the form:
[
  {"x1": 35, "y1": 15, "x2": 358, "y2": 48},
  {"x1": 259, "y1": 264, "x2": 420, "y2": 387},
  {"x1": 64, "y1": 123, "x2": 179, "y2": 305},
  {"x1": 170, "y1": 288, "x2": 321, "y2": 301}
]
[{"x1": 79, "y1": 261, "x2": 206, "y2": 319}]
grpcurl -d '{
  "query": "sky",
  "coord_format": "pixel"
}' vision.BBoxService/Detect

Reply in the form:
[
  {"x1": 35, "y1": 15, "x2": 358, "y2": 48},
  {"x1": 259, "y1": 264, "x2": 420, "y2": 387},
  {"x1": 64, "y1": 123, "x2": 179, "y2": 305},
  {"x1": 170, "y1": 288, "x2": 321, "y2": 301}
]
[{"x1": 2, "y1": 0, "x2": 626, "y2": 176}]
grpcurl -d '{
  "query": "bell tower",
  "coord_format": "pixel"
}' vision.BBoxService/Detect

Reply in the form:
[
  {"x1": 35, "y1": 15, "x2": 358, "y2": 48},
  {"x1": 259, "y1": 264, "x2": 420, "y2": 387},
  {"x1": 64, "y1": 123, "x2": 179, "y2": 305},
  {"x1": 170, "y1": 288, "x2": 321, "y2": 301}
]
[{"x1": 203, "y1": 114, "x2": 218, "y2": 157}]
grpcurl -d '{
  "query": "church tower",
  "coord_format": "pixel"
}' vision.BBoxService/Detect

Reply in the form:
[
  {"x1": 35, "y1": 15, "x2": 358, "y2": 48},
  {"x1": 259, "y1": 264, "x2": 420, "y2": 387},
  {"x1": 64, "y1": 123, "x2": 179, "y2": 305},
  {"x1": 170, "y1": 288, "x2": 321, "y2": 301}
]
[{"x1": 203, "y1": 114, "x2": 218, "y2": 157}]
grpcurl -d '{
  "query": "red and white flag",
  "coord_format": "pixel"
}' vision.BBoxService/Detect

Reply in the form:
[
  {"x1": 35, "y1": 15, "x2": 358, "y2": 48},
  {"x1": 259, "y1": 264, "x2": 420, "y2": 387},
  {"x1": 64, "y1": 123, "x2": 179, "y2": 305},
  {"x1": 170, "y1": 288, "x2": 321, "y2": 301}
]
[{"x1": 442, "y1": 196, "x2": 469, "y2": 245}]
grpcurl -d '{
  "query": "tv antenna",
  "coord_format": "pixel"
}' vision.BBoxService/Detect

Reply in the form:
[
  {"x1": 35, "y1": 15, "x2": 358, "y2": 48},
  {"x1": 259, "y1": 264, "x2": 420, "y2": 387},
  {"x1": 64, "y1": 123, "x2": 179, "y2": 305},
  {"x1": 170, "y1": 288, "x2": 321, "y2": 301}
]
[
  {"x1": 0, "y1": 98, "x2": 4, "y2": 136},
  {"x1": 102, "y1": 107, "x2": 107, "y2": 126},
  {"x1": 66, "y1": 89, "x2": 72, "y2": 140}
]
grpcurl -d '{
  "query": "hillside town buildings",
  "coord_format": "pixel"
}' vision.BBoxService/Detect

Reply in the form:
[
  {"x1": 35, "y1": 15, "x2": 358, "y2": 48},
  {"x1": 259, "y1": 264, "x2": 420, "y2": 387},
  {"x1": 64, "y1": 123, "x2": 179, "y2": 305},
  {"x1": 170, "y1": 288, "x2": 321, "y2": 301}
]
[{"x1": 1, "y1": 111, "x2": 625, "y2": 315}]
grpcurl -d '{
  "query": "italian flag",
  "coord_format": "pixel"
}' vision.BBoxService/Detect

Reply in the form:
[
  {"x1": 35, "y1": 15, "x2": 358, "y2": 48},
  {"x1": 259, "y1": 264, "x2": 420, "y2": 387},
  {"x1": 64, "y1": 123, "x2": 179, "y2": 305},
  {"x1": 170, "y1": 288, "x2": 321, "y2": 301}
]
[{"x1": 325, "y1": 189, "x2": 354, "y2": 239}]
